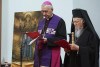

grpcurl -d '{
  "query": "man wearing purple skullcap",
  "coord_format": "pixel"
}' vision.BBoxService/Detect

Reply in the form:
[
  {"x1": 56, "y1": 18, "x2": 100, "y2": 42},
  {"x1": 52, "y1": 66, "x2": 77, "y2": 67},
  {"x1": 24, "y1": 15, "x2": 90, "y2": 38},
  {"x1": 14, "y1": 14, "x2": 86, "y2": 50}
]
[{"x1": 34, "y1": 1, "x2": 67, "y2": 67}]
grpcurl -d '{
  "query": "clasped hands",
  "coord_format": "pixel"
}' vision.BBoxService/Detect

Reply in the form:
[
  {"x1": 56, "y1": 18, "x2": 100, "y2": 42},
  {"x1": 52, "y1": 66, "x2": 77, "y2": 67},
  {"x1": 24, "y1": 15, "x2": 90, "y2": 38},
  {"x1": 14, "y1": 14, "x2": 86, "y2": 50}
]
[
  {"x1": 38, "y1": 37, "x2": 47, "y2": 50},
  {"x1": 42, "y1": 37, "x2": 47, "y2": 43}
]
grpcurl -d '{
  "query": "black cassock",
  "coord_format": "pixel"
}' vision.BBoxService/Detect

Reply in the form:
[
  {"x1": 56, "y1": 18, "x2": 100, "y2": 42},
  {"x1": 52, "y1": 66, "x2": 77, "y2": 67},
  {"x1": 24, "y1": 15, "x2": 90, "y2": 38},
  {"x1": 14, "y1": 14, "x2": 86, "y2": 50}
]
[{"x1": 64, "y1": 27, "x2": 99, "y2": 67}]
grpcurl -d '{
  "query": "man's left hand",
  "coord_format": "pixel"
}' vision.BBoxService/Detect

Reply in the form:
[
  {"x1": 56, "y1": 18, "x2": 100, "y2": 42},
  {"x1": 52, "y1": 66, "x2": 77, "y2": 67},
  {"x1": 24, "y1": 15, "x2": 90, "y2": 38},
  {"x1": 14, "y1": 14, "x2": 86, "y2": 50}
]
[{"x1": 70, "y1": 44, "x2": 79, "y2": 51}]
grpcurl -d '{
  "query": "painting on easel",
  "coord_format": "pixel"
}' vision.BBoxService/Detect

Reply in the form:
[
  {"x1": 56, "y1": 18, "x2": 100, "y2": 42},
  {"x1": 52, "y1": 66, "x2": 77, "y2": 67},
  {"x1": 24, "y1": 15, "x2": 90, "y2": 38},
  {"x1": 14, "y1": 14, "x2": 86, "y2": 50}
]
[{"x1": 12, "y1": 11, "x2": 42, "y2": 67}]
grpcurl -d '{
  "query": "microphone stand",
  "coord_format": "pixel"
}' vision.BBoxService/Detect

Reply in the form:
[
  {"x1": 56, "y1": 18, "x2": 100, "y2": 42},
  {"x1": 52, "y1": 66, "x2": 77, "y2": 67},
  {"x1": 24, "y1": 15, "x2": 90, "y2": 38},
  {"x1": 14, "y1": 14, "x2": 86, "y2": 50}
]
[
  {"x1": 20, "y1": 28, "x2": 23, "y2": 67},
  {"x1": 19, "y1": 22, "x2": 25, "y2": 67}
]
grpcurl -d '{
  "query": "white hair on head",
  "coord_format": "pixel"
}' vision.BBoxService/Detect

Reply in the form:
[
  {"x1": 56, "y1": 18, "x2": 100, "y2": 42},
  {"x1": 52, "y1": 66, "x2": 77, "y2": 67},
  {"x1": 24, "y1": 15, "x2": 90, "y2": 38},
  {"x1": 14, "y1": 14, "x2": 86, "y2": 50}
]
[{"x1": 41, "y1": 4, "x2": 53, "y2": 10}]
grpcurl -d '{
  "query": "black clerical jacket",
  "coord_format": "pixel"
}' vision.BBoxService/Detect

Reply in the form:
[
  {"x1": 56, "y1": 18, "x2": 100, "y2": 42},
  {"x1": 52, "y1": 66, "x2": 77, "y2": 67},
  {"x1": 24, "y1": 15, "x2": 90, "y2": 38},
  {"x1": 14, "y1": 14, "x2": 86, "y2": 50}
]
[{"x1": 64, "y1": 28, "x2": 99, "y2": 67}]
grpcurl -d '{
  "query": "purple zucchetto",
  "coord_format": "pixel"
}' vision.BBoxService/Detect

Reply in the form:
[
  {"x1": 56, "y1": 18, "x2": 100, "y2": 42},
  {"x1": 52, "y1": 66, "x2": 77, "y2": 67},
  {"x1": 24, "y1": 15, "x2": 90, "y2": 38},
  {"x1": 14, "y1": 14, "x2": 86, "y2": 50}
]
[{"x1": 42, "y1": 1, "x2": 52, "y2": 6}]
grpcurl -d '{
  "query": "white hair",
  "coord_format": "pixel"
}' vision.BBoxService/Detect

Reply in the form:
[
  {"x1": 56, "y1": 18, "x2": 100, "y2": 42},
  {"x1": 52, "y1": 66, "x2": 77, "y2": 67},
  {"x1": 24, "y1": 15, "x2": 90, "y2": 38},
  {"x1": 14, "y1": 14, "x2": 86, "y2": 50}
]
[{"x1": 41, "y1": 4, "x2": 53, "y2": 10}]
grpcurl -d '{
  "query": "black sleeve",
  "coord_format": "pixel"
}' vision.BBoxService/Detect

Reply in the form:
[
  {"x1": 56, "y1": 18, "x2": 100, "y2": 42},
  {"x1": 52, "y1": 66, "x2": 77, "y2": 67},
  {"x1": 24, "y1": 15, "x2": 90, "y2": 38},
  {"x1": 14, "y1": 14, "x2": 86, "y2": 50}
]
[
  {"x1": 47, "y1": 18, "x2": 67, "y2": 47},
  {"x1": 78, "y1": 31, "x2": 99, "y2": 67}
]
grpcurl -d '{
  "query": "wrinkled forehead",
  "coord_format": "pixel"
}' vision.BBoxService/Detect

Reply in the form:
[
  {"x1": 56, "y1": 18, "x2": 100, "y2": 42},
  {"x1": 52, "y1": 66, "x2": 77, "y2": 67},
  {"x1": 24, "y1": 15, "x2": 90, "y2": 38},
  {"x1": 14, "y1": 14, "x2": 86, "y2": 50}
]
[{"x1": 73, "y1": 17, "x2": 83, "y2": 21}]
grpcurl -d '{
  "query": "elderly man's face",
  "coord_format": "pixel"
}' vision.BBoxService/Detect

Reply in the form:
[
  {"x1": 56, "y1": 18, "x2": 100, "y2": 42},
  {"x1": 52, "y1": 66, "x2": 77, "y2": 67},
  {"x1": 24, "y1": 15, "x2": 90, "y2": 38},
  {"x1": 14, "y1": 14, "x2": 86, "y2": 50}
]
[
  {"x1": 73, "y1": 18, "x2": 84, "y2": 30},
  {"x1": 41, "y1": 6, "x2": 53, "y2": 19}
]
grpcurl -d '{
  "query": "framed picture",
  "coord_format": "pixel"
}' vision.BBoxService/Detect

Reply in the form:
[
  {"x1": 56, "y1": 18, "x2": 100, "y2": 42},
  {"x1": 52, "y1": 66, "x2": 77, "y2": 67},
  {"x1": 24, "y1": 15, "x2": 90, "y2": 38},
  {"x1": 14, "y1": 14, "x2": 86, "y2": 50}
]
[{"x1": 12, "y1": 11, "x2": 42, "y2": 67}]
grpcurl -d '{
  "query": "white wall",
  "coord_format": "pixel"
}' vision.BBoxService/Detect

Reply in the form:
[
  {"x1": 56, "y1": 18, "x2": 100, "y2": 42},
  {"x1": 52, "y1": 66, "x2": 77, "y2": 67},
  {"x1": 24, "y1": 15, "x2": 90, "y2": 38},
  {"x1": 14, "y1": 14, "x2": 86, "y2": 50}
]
[
  {"x1": 1, "y1": 0, "x2": 73, "y2": 63},
  {"x1": 1, "y1": 0, "x2": 9, "y2": 64}
]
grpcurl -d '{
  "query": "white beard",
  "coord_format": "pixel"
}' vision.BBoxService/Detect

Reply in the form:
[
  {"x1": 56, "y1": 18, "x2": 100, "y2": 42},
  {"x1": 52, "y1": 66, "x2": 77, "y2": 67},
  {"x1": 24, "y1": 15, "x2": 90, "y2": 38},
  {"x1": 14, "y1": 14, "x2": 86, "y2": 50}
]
[{"x1": 75, "y1": 28, "x2": 83, "y2": 38}]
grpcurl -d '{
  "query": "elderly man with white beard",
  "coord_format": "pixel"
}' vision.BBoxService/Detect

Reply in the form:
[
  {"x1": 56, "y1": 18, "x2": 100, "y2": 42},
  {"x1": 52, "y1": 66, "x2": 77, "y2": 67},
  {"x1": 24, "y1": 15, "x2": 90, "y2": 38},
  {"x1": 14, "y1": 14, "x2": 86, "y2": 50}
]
[{"x1": 64, "y1": 9, "x2": 99, "y2": 67}]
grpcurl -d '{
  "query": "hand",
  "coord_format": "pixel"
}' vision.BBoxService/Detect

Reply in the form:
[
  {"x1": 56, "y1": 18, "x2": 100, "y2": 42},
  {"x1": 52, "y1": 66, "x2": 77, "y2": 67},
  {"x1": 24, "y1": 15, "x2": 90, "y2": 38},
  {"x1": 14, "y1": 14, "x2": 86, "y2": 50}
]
[
  {"x1": 43, "y1": 38, "x2": 47, "y2": 43},
  {"x1": 70, "y1": 44, "x2": 79, "y2": 51}
]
